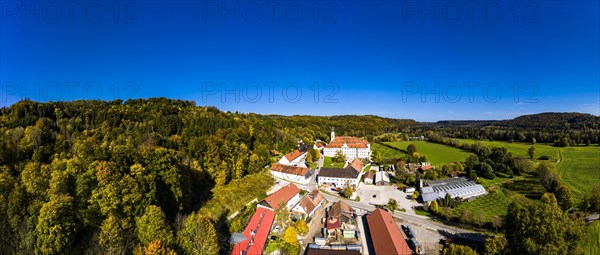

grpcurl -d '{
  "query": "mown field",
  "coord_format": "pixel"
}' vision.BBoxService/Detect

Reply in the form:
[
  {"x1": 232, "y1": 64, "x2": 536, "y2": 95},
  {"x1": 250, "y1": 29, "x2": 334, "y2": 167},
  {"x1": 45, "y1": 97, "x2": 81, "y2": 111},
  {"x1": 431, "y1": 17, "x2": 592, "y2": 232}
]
[
  {"x1": 585, "y1": 221, "x2": 600, "y2": 255},
  {"x1": 455, "y1": 139, "x2": 600, "y2": 201},
  {"x1": 384, "y1": 141, "x2": 472, "y2": 167},
  {"x1": 454, "y1": 175, "x2": 546, "y2": 223},
  {"x1": 556, "y1": 146, "x2": 600, "y2": 200},
  {"x1": 371, "y1": 142, "x2": 404, "y2": 160},
  {"x1": 456, "y1": 139, "x2": 560, "y2": 161}
]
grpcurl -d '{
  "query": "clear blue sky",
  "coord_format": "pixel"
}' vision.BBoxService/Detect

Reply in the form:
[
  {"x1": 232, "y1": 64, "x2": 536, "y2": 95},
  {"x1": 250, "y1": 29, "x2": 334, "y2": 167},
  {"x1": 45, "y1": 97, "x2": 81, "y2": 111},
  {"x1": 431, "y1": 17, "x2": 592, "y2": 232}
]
[{"x1": 1, "y1": 0, "x2": 598, "y2": 121}]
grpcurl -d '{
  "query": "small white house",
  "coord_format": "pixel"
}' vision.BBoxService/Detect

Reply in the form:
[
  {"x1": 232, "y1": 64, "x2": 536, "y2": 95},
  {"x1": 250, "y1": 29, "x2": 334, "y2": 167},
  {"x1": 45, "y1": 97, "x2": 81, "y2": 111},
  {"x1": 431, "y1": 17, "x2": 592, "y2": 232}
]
[
  {"x1": 278, "y1": 149, "x2": 307, "y2": 166},
  {"x1": 363, "y1": 171, "x2": 375, "y2": 184}
]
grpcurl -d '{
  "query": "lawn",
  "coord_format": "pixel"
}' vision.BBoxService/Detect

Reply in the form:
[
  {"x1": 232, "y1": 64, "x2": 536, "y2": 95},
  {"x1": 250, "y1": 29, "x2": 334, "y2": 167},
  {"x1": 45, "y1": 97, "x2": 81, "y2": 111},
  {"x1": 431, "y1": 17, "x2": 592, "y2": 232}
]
[
  {"x1": 584, "y1": 221, "x2": 600, "y2": 255},
  {"x1": 323, "y1": 156, "x2": 346, "y2": 168},
  {"x1": 556, "y1": 146, "x2": 600, "y2": 200},
  {"x1": 385, "y1": 141, "x2": 472, "y2": 167}
]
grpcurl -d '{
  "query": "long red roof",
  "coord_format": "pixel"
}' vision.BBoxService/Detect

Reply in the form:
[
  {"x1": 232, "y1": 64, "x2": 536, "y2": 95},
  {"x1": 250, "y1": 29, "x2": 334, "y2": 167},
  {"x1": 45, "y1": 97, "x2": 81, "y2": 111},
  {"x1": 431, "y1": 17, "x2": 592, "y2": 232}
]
[
  {"x1": 366, "y1": 208, "x2": 412, "y2": 255},
  {"x1": 230, "y1": 207, "x2": 275, "y2": 255}
]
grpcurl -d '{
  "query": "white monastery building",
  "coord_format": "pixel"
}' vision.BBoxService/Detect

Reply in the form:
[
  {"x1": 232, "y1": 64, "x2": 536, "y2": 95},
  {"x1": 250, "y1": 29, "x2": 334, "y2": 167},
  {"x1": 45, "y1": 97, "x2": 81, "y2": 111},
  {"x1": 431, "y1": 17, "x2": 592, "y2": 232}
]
[{"x1": 323, "y1": 129, "x2": 371, "y2": 160}]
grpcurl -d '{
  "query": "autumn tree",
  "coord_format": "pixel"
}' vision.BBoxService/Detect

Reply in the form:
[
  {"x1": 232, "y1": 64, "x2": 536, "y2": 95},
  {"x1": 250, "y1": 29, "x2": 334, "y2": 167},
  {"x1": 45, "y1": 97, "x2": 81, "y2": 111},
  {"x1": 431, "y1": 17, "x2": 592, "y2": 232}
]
[
  {"x1": 134, "y1": 240, "x2": 177, "y2": 255},
  {"x1": 295, "y1": 219, "x2": 308, "y2": 236},
  {"x1": 282, "y1": 226, "x2": 299, "y2": 252},
  {"x1": 177, "y1": 212, "x2": 218, "y2": 255}
]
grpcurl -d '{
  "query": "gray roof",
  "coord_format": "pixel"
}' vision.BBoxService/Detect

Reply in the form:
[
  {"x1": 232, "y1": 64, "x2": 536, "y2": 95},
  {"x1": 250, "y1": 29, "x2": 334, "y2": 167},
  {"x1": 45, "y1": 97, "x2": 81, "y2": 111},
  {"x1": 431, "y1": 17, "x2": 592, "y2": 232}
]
[
  {"x1": 420, "y1": 177, "x2": 487, "y2": 202},
  {"x1": 319, "y1": 168, "x2": 359, "y2": 179},
  {"x1": 421, "y1": 192, "x2": 439, "y2": 203}
]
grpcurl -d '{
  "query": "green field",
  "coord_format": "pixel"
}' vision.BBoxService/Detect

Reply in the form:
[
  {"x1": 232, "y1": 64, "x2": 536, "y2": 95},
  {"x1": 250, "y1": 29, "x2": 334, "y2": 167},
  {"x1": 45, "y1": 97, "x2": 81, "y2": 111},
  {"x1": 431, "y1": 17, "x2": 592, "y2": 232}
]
[
  {"x1": 454, "y1": 189, "x2": 512, "y2": 222},
  {"x1": 371, "y1": 142, "x2": 404, "y2": 160},
  {"x1": 584, "y1": 221, "x2": 600, "y2": 255},
  {"x1": 453, "y1": 176, "x2": 546, "y2": 224},
  {"x1": 456, "y1": 139, "x2": 560, "y2": 161},
  {"x1": 456, "y1": 139, "x2": 600, "y2": 201},
  {"x1": 323, "y1": 156, "x2": 346, "y2": 168},
  {"x1": 556, "y1": 146, "x2": 600, "y2": 200},
  {"x1": 384, "y1": 141, "x2": 472, "y2": 167}
]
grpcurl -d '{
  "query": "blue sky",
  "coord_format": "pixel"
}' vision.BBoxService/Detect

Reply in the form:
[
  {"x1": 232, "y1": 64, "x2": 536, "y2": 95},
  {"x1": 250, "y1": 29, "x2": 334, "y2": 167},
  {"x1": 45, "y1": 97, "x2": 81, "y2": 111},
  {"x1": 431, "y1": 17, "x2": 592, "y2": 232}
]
[{"x1": 1, "y1": 0, "x2": 598, "y2": 121}]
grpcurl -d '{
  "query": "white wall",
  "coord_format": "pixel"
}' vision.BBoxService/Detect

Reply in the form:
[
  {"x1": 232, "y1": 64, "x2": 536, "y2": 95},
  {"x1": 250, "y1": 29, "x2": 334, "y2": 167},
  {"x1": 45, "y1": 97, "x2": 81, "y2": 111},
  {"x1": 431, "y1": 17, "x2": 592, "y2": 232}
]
[{"x1": 270, "y1": 170, "x2": 310, "y2": 185}]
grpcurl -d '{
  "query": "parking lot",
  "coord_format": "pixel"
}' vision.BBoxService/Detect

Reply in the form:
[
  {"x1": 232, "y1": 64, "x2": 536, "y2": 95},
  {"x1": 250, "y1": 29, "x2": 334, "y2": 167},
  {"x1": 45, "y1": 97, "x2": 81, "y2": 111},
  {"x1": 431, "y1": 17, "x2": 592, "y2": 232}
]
[{"x1": 355, "y1": 183, "x2": 420, "y2": 216}]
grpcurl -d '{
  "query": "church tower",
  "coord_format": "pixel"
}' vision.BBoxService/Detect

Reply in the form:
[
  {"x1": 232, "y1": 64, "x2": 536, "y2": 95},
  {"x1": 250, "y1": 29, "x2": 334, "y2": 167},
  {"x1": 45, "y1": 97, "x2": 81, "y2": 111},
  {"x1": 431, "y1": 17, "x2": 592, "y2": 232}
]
[{"x1": 330, "y1": 127, "x2": 335, "y2": 142}]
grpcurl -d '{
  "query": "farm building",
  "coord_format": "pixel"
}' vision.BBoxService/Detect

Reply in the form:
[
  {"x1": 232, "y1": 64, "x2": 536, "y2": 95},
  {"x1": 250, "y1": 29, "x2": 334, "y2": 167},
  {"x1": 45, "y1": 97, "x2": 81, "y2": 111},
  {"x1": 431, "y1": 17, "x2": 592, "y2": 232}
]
[
  {"x1": 375, "y1": 171, "x2": 390, "y2": 186},
  {"x1": 420, "y1": 177, "x2": 486, "y2": 203}
]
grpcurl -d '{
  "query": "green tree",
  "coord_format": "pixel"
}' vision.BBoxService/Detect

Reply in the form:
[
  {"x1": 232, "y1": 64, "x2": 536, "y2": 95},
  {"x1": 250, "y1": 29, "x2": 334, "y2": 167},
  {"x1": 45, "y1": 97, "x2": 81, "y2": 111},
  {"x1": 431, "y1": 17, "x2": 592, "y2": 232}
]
[
  {"x1": 504, "y1": 199, "x2": 584, "y2": 255},
  {"x1": 136, "y1": 205, "x2": 174, "y2": 246},
  {"x1": 177, "y1": 212, "x2": 218, "y2": 255},
  {"x1": 484, "y1": 236, "x2": 508, "y2": 255},
  {"x1": 99, "y1": 215, "x2": 128, "y2": 255},
  {"x1": 35, "y1": 195, "x2": 78, "y2": 255},
  {"x1": 554, "y1": 184, "x2": 573, "y2": 211},
  {"x1": 587, "y1": 184, "x2": 600, "y2": 212},
  {"x1": 387, "y1": 198, "x2": 398, "y2": 211},
  {"x1": 527, "y1": 146, "x2": 536, "y2": 159},
  {"x1": 333, "y1": 150, "x2": 346, "y2": 163},
  {"x1": 442, "y1": 244, "x2": 478, "y2": 255},
  {"x1": 531, "y1": 137, "x2": 536, "y2": 145},
  {"x1": 341, "y1": 186, "x2": 353, "y2": 198},
  {"x1": 407, "y1": 143, "x2": 417, "y2": 156}
]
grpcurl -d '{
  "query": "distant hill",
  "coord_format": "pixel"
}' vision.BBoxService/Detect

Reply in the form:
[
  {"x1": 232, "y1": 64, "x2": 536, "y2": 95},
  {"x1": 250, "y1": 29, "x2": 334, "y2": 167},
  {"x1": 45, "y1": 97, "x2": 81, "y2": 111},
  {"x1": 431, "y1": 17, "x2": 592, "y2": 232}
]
[
  {"x1": 431, "y1": 112, "x2": 600, "y2": 131},
  {"x1": 498, "y1": 112, "x2": 600, "y2": 130}
]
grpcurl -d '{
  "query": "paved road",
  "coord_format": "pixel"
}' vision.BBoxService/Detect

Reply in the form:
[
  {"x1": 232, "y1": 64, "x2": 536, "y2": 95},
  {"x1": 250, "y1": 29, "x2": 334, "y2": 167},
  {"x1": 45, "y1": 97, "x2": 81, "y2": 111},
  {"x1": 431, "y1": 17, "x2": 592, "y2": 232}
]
[{"x1": 320, "y1": 192, "x2": 478, "y2": 238}]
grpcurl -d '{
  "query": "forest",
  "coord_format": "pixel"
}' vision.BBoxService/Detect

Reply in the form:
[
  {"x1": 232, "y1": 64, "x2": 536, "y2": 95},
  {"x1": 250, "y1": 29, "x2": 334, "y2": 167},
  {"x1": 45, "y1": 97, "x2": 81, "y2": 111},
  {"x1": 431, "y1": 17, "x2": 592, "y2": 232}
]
[{"x1": 0, "y1": 98, "x2": 413, "y2": 255}]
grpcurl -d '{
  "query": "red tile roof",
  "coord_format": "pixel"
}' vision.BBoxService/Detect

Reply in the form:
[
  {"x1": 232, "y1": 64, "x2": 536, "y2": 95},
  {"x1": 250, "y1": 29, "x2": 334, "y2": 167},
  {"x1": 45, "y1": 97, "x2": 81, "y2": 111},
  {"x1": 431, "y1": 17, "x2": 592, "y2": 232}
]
[
  {"x1": 284, "y1": 149, "x2": 305, "y2": 161},
  {"x1": 325, "y1": 136, "x2": 370, "y2": 149},
  {"x1": 294, "y1": 189, "x2": 324, "y2": 215},
  {"x1": 270, "y1": 163, "x2": 309, "y2": 177},
  {"x1": 364, "y1": 171, "x2": 375, "y2": 180},
  {"x1": 366, "y1": 209, "x2": 412, "y2": 255},
  {"x1": 230, "y1": 207, "x2": 275, "y2": 255},
  {"x1": 261, "y1": 183, "x2": 300, "y2": 210},
  {"x1": 349, "y1": 158, "x2": 364, "y2": 172}
]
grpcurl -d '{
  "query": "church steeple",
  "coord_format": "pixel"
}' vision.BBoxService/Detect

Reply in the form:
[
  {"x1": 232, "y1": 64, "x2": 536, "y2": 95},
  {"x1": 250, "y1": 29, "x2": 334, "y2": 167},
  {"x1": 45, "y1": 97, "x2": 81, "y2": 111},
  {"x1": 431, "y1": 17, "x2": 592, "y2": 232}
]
[{"x1": 330, "y1": 127, "x2": 335, "y2": 142}]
